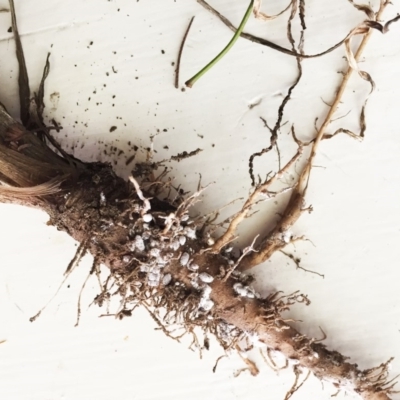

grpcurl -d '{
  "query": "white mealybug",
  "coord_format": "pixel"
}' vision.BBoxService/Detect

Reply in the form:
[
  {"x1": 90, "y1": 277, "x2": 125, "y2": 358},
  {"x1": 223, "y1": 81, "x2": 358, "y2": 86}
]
[
  {"x1": 170, "y1": 240, "x2": 180, "y2": 251},
  {"x1": 122, "y1": 256, "x2": 131, "y2": 263},
  {"x1": 149, "y1": 248, "x2": 161, "y2": 258},
  {"x1": 140, "y1": 265, "x2": 150, "y2": 272},
  {"x1": 199, "y1": 297, "x2": 214, "y2": 311},
  {"x1": 245, "y1": 289, "x2": 255, "y2": 299},
  {"x1": 191, "y1": 279, "x2": 200, "y2": 290},
  {"x1": 162, "y1": 273, "x2": 172, "y2": 286},
  {"x1": 135, "y1": 235, "x2": 145, "y2": 252},
  {"x1": 281, "y1": 231, "x2": 293, "y2": 244},
  {"x1": 128, "y1": 242, "x2": 135, "y2": 252},
  {"x1": 206, "y1": 237, "x2": 215, "y2": 246},
  {"x1": 178, "y1": 235, "x2": 186, "y2": 246},
  {"x1": 181, "y1": 214, "x2": 189, "y2": 222},
  {"x1": 187, "y1": 263, "x2": 199, "y2": 272},
  {"x1": 184, "y1": 227, "x2": 196, "y2": 239},
  {"x1": 233, "y1": 282, "x2": 248, "y2": 297},
  {"x1": 180, "y1": 252, "x2": 190, "y2": 266},
  {"x1": 202, "y1": 285, "x2": 212, "y2": 298},
  {"x1": 99, "y1": 192, "x2": 106, "y2": 206},
  {"x1": 199, "y1": 272, "x2": 214, "y2": 283},
  {"x1": 142, "y1": 214, "x2": 152, "y2": 223},
  {"x1": 157, "y1": 260, "x2": 167, "y2": 268},
  {"x1": 148, "y1": 271, "x2": 160, "y2": 282},
  {"x1": 243, "y1": 284, "x2": 259, "y2": 298}
]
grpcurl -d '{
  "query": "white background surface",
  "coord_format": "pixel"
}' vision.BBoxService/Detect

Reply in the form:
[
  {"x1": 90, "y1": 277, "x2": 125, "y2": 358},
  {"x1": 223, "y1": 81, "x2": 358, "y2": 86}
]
[{"x1": 0, "y1": 1, "x2": 400, "y2": 399}]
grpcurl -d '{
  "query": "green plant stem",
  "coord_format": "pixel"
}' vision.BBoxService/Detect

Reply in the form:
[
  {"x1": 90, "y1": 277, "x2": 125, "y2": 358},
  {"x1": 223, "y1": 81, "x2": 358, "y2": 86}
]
[{"x1": 185, "y1": 0, "x2": 254, "y2": 88}]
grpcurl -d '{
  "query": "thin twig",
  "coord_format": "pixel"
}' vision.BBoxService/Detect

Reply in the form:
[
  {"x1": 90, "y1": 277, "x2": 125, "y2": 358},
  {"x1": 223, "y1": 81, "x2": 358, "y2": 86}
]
[
  {"x1": 175, "y1": 16, "x2": 195, "y2": 89},
  {"x1": 197, "y1": 0, "x2": 349, "y2": 59}
]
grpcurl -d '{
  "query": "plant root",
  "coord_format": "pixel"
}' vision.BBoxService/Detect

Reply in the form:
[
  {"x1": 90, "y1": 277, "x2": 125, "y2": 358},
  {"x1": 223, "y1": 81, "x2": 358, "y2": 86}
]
[{"x1": 0, "y1": 2, "x2": 399, "y2": 400}]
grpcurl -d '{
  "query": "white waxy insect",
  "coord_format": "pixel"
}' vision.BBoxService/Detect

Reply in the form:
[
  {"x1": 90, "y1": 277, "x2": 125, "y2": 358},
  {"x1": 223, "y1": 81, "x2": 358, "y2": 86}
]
[
  {"x1": 199, "y1": 298, "x2": 214, "y2": 311},
  {"x1": 142, "y1": 214, "x2": 153, "y2": 223},
  {"x1": 184, "y1": 227, "x2": 196, "y2": 239},
  {"x1": 162, "y1": 273, "x2": 172, "y2": 286},
  {"x1": 156, "y1": 254, "x2": 166, "y2": 265},
  {"x1": 148, "y1": 272, "x2": 160, "y2": 282},
  {"x1": 140, "y1": 265, "x2": 150, "y2": 272},
  {"x1": 135, "y1": 235, "x2": 145, "y2": 251},
  {"x1": 100, "y1": 192, "x2": 106, "y2": 206},
  {"x1": 178, "y1": 235, "x2": 186, "y2": 246},
  {"x1": 180, "y1": 252, "x2": 190, "y2": 266},
  {"x1": 187, "y1": 263, "x2": 199, "y2": 272},
  {"x1": 128, "y1": 242, "x2": 135, "y2": 252},
  {"x1": 233, "y1": 282, "x2": 243, "y2": 292},
  {"x1": 281, "y1": 231, "x2": 293, "y2": 244},
  {"x1": 233, "y1": 282, "x2": 248, "y2": 297},
  {"x1": 147, "y1": 280, "x2": 159, "y2": 287},
  {"x1": 181, "y1": 214, "x2": 189, "y2": 222},
  {"x1": 199, "y1": 272, "x2": 214, "y2": 283},
  {"x1": 170, "y1": 240, "x2": 180, "y2": 251},
  {"x1": 243, "y1": 285, "x2": 258, "y2": 299},
  {"x1": 206, "y1": 237, "x2": 215, "y2": 246},
  {"x1": 191, "y1": 280, "x2": 200, "y2": 290},
  {"x1": 245, "y1": 290, "x2": 255, "y2": 299},
  {"x1": 202, "y1": 285, "x2": 212, "y2": 298},
  {"x1": 122, "y1": 256, "x2": 131, "y2": 263},
  {"x1": 149, "y1": 248, "x2": 161, "y2": 258}
]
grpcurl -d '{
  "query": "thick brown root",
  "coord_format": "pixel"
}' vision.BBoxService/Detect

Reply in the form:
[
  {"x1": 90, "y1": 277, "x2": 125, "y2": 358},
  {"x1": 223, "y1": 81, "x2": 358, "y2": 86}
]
[{"x1": 0, "y1": 108, "x2": 396, "y2": 400}]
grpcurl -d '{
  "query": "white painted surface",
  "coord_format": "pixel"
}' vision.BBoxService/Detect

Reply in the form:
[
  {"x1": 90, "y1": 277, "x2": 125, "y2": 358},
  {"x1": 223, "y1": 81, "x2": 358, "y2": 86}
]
[{"x1": 0, "y1": 1, "x2": 400, "y2": 399}]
